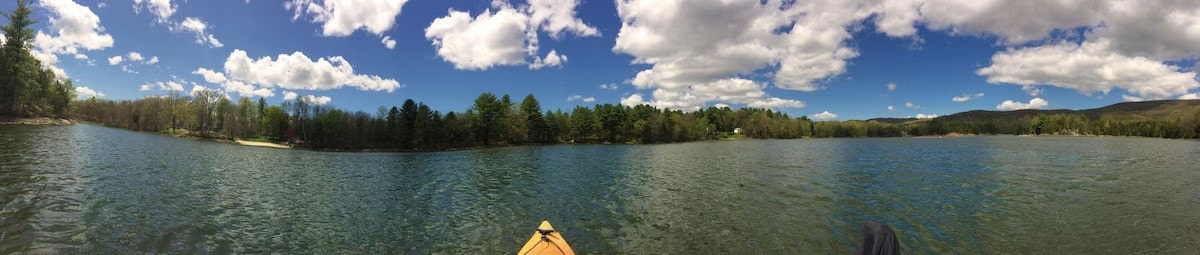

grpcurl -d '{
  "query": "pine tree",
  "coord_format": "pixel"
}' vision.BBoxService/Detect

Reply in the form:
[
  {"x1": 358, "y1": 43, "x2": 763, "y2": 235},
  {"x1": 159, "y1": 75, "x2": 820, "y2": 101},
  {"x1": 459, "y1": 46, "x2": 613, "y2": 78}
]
[{"x1": 1, "y1": 0, "x2": 39, "y2": 114}]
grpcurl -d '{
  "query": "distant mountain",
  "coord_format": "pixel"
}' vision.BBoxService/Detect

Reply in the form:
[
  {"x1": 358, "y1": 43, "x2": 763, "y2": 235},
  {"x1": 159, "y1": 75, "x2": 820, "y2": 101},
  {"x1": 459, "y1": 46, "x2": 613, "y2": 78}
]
[{"x1": 936, "y1": 100, "x2": 1200, "y2": 122}]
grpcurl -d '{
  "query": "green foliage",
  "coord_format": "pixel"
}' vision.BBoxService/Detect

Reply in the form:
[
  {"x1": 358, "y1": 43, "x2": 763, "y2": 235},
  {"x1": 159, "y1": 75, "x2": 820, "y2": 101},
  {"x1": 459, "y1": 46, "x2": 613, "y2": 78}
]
[
  {"x1": 70, "y1": 89, "x2": 1200, "y2": 150},
  {"x1": 1, "y1": 0, "x2": 72, "y2": 117}
]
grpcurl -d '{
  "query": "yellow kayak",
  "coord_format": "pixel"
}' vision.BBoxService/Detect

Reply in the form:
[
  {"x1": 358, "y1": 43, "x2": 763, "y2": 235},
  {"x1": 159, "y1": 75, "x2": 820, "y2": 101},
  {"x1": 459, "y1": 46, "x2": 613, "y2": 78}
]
[{"x1": 517, "y1": 221, "x2": 575, "y2": 255}]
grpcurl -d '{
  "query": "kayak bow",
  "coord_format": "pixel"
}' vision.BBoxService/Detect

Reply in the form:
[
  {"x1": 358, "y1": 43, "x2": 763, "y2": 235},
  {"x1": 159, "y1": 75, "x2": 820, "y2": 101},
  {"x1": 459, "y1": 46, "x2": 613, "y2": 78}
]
[{"x1": 517, "y1": 221, "x2": 575, "y2": 255}]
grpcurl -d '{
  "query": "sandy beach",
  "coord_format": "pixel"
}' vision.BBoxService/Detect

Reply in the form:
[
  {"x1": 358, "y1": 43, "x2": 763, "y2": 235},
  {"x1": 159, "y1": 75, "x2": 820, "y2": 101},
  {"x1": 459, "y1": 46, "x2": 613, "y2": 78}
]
[{"x1": 235, "y1": 140, "x2": 291, "y2": 149}]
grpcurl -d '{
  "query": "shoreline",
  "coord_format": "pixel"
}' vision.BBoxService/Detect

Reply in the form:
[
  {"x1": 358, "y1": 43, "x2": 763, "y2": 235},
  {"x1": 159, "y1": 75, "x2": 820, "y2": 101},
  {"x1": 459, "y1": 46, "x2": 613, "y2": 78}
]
[
  {"x1": 0, "y1": 115, "x2": 75, "y2": 125},
  {"x1": 234, "y1": 140, "x2": 291, "y2": 149}
]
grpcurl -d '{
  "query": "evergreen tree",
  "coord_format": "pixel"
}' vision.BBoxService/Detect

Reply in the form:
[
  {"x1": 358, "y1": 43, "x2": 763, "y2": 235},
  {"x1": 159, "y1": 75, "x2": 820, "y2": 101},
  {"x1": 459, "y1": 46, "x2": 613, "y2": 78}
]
[
  {"x1": 519, "y1": 94, "x2": 546, "y2": 143},
  {"x1": 471, "y1": 93, "x2": 502, "y2": 145},
  {"x1": 1, "y1": 0, "x2": 40, "y2": 114}
]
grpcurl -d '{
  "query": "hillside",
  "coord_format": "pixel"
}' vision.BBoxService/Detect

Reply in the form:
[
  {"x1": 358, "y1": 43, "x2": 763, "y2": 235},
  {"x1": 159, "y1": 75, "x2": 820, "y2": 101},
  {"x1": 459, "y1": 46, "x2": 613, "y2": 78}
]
[{"x1": 937, "y1": 100, "x2": 1200, "y2": 122}]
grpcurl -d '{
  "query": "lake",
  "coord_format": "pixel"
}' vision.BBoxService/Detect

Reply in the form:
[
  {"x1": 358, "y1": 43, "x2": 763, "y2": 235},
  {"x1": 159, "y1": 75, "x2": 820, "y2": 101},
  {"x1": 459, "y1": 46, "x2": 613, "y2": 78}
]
[{"x1": 2, "y1": 124, "x2": 1199, "y2": 254}]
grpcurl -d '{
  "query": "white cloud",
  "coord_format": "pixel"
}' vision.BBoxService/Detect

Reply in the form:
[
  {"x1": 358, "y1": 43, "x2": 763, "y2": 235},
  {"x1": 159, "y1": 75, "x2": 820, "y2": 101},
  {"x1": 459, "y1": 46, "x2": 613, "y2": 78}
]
[
  {"x1": 120, "y1": 65, "x2": 139, "y2": 74},
  {"x1": 283, "y1": 91, "x2": 299, "y2": 100},
  {"x1": 381, "y1": 36, "x2": 396, "y2": 49},
  {"x1": 141, "y1": 80, "x2": 185, "y2": 92},
  {"x1": 192, "y1": 68, "x2": 227, "y2": 83},
  {"x1": 426, "y1": 7, "x2": 532, "y2": 70},
  {"x1": 620, "y1": 94, "x2": 645, "y2": 106},
  {"x1": 599, "y1": 83, "x2": 618, "y2": 90},
  {"x1": 96, "y1": 2, "x2": 106, "y2": 8},
  {"x1": 915, "y1": 114, "x2": 938, "y2": 119},
  {"x1": 221, "y1": 49, "x2": 402, "y2": 92},
  {"x1": 177, "y1": 17, "x2": 224, "y2": 47},
  {"x1": 133, "y1": 0, "x2": 175, "y2": 23},
  {"x1": 887, "y1": 105, "x2": 895, "y2": 112},
  {"x1": 746, "y1": 97, "x2": 806, "y2": 109},
  {"x1": 107, "y1": 55, "x2": 123, "y2": 65},
  {"x1": 127, "y1": 52, "x2": 144, "y2": 61},
  {"x1": 566, "y1": 95, "x2": 586, "y2": 101},
  {"x1": 615, "y1": 78, "x2": 803, "y2": 111},
  {"x1": 33, "y1": 0, "x2": 115, "y2": 54},
  {"x1": 1180, "y1": 93, "x2": 1200, "y2": 100},
  {"x1": 529, "y1": 50, "x2": 567, "y2": 69},
  {"x1": 887, "y1": 83, "x2": 897, "y2": 91},
  {"x1": 223, "y1": 80, "x2": 275, "y2": 98},
  {"x1": 146, "y1": 56, "x2": 159, "y2": 64},
  {"x1": 301, "y1": 95, "x2": 332, "y2": 105},
  {"x1": 582, "y1": 97, "x2": 595, "y2": 103},
  {"x1": 951, "y1": 92, "x2": 984, "y2": 102},
  {"x1": 74, "y1": 86, "x2": 104, "y2": 98},
  {"x1": 713, "y1": 103, "x2": 730, "y2": 108},
  {"x1": 31, "y1": 0, "x2": 114, "y2": 78},
  {"x1": 615, "y1": 0, "x2": 866, "y2": 93},
  {"x1": 1021, "y1": 85, "x2": 1044, "y2": 97},
  {"x1": 812, "y1": 111, "x2": 838, "y2": 121},
  {"x1": 905, "y1": 102, "x2": 921, "y2": 109},
  {"x1": 978, "y1": 39, "x2": 1199, "y2": 101},
  {"x1": 424, "y1": 0, "x2": 595, "y2": 70},
  {"x1": 527, "y1": 0, "x2": 600, "y2": 38},
  {"x1": 285, "y1": 0, "x2": 409, "y2": 37},
  {"x1": 996, "y1": 97, "x2": 1049, "y2": 111}
]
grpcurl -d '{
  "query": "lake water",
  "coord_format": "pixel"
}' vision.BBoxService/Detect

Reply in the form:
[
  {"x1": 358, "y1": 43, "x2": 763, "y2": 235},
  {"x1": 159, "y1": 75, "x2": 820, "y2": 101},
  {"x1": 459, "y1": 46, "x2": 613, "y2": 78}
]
[{"x1": 2, "y1": 124, "x2": 1199, "y2": 254}]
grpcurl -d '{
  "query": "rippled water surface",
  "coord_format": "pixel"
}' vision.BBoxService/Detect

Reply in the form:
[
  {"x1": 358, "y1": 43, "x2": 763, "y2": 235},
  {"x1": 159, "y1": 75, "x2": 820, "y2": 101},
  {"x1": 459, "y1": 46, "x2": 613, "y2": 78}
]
[{"x1": 2, "y1": 124, "x2": 1200, "y2": 254}]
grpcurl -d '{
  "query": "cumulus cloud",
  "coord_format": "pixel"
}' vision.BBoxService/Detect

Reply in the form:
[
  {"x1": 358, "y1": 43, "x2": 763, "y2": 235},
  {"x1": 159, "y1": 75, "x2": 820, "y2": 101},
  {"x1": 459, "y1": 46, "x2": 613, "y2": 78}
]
[
  {"x1": 812, "y1": 111, "x2": 838, "y2": 121},
  {"x1": 30, "y1": 0, "x2": 115, "y2": 78},
  {"x1": 381, "y1": 36, "x2": 396, "y2": 49},
  {"x1": 887, "y1": 83, "x2": 897, "y2": 91},
  {"x1": 620, "y1": 94, "x2": 645, "y2": 106},
  {"x1": 617, "y1": 78, "x2": 806, "y2": 110},
  {"x1": 582, "y1": 97, "x2": 596, "y2": 103},
  {"x1": 74, "y1": 86, "x2": 104, "y2": 98},
  {"x1": 107, "y1": 56, "x2": 123, "y2": 65},
  {"x1": 979, "y1": 39, "x2": 1199, "y2": 101},
  {"x1": 146, "y1": 56, "x2": 159, "y2": 64},
  {"x1": 424, "y1": 0, "x2": 596, "y2": 70},
  {"x1": 905, "y1": 102, "x2": 921, "y2": 109},
  {"x1": 615, "y1": 0, "x2": 866, "y2": 93},
  {"x1": 177, "y1": 17, "x2": 224, "y2": 47},
  {"x1": 301, "y1": 95, "x2": 332, "y2": 105},
  {"x1": 286, "y1": 0, "x2": 409, "y2": 37},
  {"x1": 608, "y1": 0, "x2": 1200, "y2": 112},
  {"x1": 133, "y1": 0, "x2": 175, "y2": 23},
  {"x1": 952, "y1": 92, "x2": 984, "y2": 102},
  {"x1": 33, "y1": 0, "x2": 115, "y2": 54},
  {"x1": 529, "y1": 50, "x2": 567, "y2": 69},
  {"x1": 915, "y1": 114, "x2": 938, "y2": 119},
  {"x1": 215, "y1": 49, "x2": 402, "y2": 94},
  {"x1": 599, "y1": 83, "x2": 618, "y2": 90},
  {"x1": 1180, "y1": 93, "x2": 1200, "y2": 100},
  {"x1": 526, "y1": 0, "x2": 600, "y2": 38},
  {"x1": 192, "y1": 68, "x2": 227, "y2": 83},
  {"x1": 283, "y1": 91, "x2": 299, "y2": 100},
  {"x1": 996, "y1": 98, "x2": 1049, "y2": 111},
  {"x1": 887, "y1": 105, "x2": 895, "y2": 112}
]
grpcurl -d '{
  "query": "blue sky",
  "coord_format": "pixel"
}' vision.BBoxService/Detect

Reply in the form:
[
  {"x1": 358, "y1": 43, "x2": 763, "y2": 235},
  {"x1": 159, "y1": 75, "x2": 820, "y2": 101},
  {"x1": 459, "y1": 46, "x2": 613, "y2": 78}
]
[{"x1": 5, "y1": 0, "x2": 1200, "y2": 120}]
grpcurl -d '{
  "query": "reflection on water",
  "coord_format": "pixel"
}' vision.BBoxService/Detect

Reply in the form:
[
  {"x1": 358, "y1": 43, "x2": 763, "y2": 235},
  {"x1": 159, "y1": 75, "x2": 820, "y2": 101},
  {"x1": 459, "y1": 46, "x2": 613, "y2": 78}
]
[{"x1": 1, "y1": 124, "x2": 1199, "y2": 253}]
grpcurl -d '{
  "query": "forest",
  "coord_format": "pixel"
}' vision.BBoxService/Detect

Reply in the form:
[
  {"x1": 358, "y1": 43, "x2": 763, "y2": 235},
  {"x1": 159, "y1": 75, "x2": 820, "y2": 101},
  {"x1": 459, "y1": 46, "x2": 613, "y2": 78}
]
[
  {"x1": 0, "y1": 0, "x2": 74, "y2": 118},
  {"x1": 72, "y1": 91, "x2": 1200, "y2": 150}
]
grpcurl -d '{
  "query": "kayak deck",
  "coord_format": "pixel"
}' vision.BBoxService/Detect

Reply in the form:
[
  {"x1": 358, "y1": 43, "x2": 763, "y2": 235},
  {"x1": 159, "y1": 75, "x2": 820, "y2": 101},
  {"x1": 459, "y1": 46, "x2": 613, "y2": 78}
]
[{"x1": 517, "y1": 221, "x2": 575, "y2": 255}]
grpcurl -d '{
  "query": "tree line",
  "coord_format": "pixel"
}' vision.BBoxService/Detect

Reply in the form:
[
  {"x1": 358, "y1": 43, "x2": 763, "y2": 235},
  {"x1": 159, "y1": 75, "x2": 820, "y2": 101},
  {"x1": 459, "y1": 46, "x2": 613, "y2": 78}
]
[
  {"x1": 74, "y1": 91, "x2": 1200, "y2": 150},
  {"x1": 1, "y1": 0, "x2": 74, "y2": 117},
  {"x1": 74, "y1": 92, "x2": 823, "y2": 150}
]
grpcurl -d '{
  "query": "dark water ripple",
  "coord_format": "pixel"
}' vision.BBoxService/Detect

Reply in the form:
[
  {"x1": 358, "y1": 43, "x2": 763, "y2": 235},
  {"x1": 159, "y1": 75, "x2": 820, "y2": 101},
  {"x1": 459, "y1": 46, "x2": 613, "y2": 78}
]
[{"x1": 2, "y1": 125, "x2": 1199, "y2": 254}]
